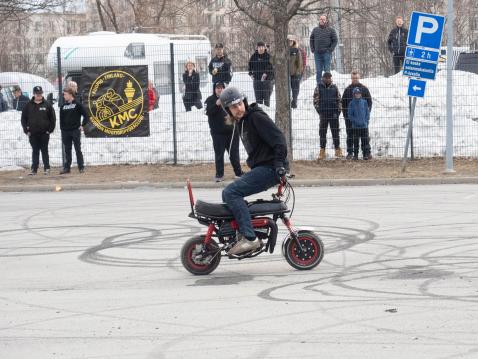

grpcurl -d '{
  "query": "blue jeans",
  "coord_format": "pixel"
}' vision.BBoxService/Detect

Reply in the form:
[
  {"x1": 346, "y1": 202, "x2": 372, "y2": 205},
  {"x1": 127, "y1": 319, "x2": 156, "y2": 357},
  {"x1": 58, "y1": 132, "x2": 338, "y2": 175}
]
[
  {"x1": 222, "y1": 166, "x2": 279, "y2": 239},
  {"x1": 314, "y1": 52, "x2": 332, "y2": 84}
]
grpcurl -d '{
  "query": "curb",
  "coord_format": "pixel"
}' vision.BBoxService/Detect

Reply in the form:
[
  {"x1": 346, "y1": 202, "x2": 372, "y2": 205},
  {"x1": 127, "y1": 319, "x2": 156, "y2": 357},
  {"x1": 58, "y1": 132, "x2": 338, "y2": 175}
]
[{"x1": 1, "y1": 176, "x2": 478, "y2": 192}]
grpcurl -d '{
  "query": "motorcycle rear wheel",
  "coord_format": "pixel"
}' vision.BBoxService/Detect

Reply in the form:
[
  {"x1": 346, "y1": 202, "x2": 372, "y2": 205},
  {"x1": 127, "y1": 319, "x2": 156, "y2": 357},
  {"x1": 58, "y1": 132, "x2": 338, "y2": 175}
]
[
  {"x1": 181, "y1": 235, "x2": 221, "y2": 275},
  {"x1": 283, "y1": 230, "x2": 324, "y2": 270}
]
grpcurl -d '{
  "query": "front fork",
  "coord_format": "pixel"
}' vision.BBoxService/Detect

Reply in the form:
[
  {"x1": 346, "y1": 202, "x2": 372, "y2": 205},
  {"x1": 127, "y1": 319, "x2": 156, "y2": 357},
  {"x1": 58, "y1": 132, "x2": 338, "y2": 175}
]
[{"x1": 282, "y1": 216, "x2": 306, "y2": 252}]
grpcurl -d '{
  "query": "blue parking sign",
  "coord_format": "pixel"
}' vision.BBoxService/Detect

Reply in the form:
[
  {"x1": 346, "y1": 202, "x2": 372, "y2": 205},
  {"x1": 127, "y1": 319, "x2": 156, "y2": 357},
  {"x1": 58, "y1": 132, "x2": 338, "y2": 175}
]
[{"x1": 407, "y1": 11, "x2": 445, "y2": 50}]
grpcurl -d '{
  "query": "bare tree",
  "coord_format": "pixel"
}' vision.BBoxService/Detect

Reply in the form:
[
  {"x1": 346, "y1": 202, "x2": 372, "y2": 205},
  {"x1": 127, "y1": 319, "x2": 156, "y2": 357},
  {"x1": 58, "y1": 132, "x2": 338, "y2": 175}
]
[{"x1": 0, "y1": 0, "x2": 65, "y2": 25}]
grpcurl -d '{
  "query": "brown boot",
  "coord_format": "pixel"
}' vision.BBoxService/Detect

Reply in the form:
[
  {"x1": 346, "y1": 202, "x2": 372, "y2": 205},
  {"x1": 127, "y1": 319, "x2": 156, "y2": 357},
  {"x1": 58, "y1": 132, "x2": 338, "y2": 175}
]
[
  {"x1": 335, "y1": 147, "x2": 344, "y2": 158},
  {"x1": 317, "y1": 148, "x2": 326, "y2": 161}
]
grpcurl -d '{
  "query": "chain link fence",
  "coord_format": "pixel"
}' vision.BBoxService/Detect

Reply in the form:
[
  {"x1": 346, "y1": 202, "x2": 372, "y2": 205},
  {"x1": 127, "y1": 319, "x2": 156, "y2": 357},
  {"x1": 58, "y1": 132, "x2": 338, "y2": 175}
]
[{"x1": 1, "y1": 38, "x2": 477, "y2": 168}]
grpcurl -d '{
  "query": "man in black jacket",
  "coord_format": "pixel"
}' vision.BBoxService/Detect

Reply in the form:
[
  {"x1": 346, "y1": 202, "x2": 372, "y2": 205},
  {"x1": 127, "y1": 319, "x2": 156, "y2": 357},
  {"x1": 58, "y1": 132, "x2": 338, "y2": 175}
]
[
  {"x1": 21, "y1": 86, "x2": 56, "y2": 175},
  {"x1": 248, "y1": 41, "x2": 274, "y2": 107},
  {"x1": 387, "y1": 16, "x2": 409, "y2": 74},
  {"x1": 341, "y1": 71, "x2": 372, "y2": 159},
  {"x1": 205, "y1": 82, "x2": 242, "y2": 182},
  {"x1": 313, "y1": 72, "x2": 342, "y2": 160},
  {"x1": 59, "y1": 87, "x2": 89, "y2": 174},
  {"x1": 310, "y1": 14, "x2": 338, "y2": 85},
  {"x1": 220, "y1": 86, "x2": 287, "y2": 255},
  {"x1": 12, "y1": 85, "x2": 29, "y2": 111},
  {"x1": 208, "y1": 43, "x2": 233, "y2": 90}
]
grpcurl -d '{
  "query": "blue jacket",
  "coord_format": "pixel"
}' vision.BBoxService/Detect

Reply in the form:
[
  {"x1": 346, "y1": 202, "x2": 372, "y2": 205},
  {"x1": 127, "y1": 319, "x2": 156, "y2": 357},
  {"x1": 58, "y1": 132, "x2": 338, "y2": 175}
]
[{"x1": 348, "y1": 98, "x2": 370, "y2": 128}]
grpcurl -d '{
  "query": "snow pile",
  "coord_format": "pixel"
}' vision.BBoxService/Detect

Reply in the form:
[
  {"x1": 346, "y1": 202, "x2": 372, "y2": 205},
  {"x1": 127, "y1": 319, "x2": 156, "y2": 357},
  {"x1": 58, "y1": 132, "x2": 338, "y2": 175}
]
[{"x1": 1, "y1": 70, "x2": 477, "y2": 167}]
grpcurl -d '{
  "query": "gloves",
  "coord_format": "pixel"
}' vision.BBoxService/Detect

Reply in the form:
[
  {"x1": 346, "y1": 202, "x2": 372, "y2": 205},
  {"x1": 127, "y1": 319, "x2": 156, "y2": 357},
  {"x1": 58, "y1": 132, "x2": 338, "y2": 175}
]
[{"x1": 275, "y1": 167, "x2": 286, "y2": 179}]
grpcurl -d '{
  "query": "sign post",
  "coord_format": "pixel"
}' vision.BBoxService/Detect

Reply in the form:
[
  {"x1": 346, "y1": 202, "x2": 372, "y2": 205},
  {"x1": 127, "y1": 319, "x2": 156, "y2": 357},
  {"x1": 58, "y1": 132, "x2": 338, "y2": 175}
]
[{"x1": 402, "y1": 11, "x2": 445, "y2": 172}]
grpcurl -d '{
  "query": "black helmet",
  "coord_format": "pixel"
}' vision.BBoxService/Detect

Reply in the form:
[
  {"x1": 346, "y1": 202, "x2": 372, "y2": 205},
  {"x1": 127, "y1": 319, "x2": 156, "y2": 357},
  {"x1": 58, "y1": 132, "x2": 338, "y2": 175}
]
[{"x1": 219, "y1": 86, "x2": 246, "y2": 111}]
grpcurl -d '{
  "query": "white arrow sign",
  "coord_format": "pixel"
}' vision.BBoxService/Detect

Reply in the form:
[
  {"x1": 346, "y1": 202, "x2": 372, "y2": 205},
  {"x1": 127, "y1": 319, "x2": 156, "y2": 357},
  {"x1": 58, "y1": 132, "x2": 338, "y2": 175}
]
[{"x1": 413, "y1": 85, "x2": 422, "y2": 91}]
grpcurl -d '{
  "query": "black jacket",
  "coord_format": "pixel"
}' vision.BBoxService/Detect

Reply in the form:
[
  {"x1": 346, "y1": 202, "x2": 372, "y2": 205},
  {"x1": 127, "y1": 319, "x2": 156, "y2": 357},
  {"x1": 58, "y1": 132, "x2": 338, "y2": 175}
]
[
  {"x1": 60, "y1": 99, "x2": 89, "y2": 131},
  {"x1": 387, "y1": 26, "x2": 408, "y2": 56},
  {"x1": 0, "y1": 93, "x2": 7, "y2": 112},
  {"x1": 237, "y1": 103, "x2": 287, "y2": 169},
  {"x1": 13, "y1": 94, "x2": 29, "y2": 111},
  {"x1": 208, "y1": 55, "x2": 233, "y2": 84},
  {"x1": 248, "y1": 51, "x2": 274, "y2": 81},
  {"x1": 21, "y1": 98, "x2": 56, "y2": 134},
  {"x1": 204, "y1": 94, "x2": 233, "y2": 134},
  {"x1": 341, "y1": 83, "x2": 372, "y2": 119},
  {"x1": 182, "y1": 71, "x2": 202, "y2": 102},
  {"x1": 313, "y1": 81, "x2": 342, "y2": 116},
  {"x1": 310, "y1": 25, "x2": 338, "y2": 54}
]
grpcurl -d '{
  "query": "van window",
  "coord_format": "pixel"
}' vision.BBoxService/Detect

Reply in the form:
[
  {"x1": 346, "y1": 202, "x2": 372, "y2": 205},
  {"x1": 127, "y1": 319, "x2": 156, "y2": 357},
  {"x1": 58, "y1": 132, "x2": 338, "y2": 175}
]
[
  {"x1": 195, "y1": 56, "x2": 208, "y2": 86},
  {"x1": 153, "y1": 61, "x2": 172, "y2": 95},
  {"x1": 124, "y1": 43, "x2": 145, "y2": 59}
]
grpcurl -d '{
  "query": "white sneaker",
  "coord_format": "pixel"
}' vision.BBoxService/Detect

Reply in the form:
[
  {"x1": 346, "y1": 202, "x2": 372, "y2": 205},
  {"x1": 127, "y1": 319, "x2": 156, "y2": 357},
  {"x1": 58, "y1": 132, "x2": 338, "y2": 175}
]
[
  {"x1": 228, "y1": 235, "x2": 262, "y2": 255},
  {"x1": 214, "y1": 176, "x2": 224, "y2": 183}
]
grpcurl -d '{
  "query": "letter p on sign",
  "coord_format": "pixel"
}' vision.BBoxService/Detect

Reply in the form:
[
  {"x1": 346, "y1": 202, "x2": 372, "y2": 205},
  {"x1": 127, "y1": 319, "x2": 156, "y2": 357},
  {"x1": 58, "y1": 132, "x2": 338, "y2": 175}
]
[{"x1": 416, "y1": 17, "x2": 439, "y2": 44}]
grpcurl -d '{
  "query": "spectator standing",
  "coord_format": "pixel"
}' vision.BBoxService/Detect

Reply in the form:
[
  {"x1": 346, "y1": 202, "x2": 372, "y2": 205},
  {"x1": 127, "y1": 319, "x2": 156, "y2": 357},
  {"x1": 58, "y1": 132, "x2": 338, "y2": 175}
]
[
  {"x1": 59, "y1": 87, "x2": 89, "y2": 174},
  {"x1": 208, "y1": 43, "x2": 233, "y2": 89},
  {"x1": 21, "y1": 86, "x2": 56, "y2": 175},
  {"x1": 387, "y1": 16, "x2": 408, "y2": 74},
  {"x1": 147, "y1": 80, "x2": 158, "y2": 111},
  {"x1": 341, "y1": 71, "x2": 372, "y2": 159},
  {"x1": 0, "y1": 85, "x2": 8, "y2": 112},
  {"x1": 313, "y1": 72, "x2": 343, "y2": 160},
  {"x1": 310, "y1": 14, "x2": 338, "y2": 84},
  {"x1": 12, "y1": 85, "x2": 29, "y2": 111},
  {"x1": 288, "y1": 37, "x2": 304, "y2": 109},
  {"x1": 347, "y1": 88, "x2": 371, "y2": 160},
  {"x1": 204, "y1": 82, "x2": 243, "y2": 182},
  {"x1": 248, "y1": 41, "x2": 274, "y2": 107},
  {"x1": 182, "y1": 60, "x2": 203, "y2": 112}
]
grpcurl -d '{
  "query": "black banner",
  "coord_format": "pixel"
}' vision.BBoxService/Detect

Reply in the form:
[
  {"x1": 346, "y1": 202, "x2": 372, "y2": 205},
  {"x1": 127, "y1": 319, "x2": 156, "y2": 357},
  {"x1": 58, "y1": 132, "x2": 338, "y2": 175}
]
[{"x1": 81, "y1": 66, "x2": 150, "y2": 137}]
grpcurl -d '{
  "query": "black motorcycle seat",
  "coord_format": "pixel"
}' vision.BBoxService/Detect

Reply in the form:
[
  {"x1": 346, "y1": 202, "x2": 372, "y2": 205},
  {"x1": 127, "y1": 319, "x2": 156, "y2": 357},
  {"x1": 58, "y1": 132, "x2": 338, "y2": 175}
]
[{"x1": 195, "y1": 199, "x2": 289, "y2": 219}]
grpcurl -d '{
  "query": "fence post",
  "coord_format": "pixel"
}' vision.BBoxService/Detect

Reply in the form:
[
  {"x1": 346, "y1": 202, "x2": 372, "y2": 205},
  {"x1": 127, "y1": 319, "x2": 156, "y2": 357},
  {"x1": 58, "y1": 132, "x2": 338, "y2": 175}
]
[
  {"x1": 57, "y1": 47, "x2": 65, "y2": 167},
  {"x1": 445, "y1": 0, "x2": 455, "y2": 172},
  {"x1": 170, "y1": 42, "x2": 177, "y2": 165},
  {"x1": 409, "y1": 96, "x2": 414, "y2": 160}
]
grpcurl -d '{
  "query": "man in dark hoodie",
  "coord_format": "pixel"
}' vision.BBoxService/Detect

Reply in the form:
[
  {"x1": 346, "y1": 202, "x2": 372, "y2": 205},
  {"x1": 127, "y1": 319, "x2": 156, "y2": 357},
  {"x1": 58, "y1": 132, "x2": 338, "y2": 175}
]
[
  {"x1": 219, "y1": 86, "x2": 287, "y2": 255},
  {"x1": 387, "y1": 16, "x2": 409, "y2": 74},
  {"x1": 248, "y1": 41, "x2": 274, "y2": 107},
  {"x1": 310, "y1": 14, "x2": 338, "y2": 85},
  {"x1": 208, "y1": 43, "x2": 233, "y2": 90},
  {"x1": 21, "y1": 86, "x2": 56, "y2": 175},
  {"x1": 59, "y1": 86, "x2": 89, "y2": 174},
  {"x1": 204, "y1": 82, "x2": 243, "y2": 182},
  {"x1": 12, "y1": 85, "x2": 29, "y2": 111},
  {"x1": 341, "y1": 71, "x2": 372, "y2": 159}
]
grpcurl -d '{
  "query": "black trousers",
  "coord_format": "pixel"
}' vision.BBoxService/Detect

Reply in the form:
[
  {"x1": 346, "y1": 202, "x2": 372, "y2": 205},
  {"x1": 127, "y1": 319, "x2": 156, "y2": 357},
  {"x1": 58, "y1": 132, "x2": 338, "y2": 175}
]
[
  {"x1": 211, "y1": 132, "x2": 242, "y2": 178},
  {"x1": 62, "y1": 129, "x2": 84, "y2": 170},
  {"x1": 393, "y1": 55, "x2": 405, "y2": 74},
  {"x1": 352, "y1": 127, "x2": 371, "y2": 156},
  {"x1": 344, "y1": 118, "x2": 354, "y2": 155},
  {"x1": 319, "y1": 114, "x2": 340, "y2": 149},
  {"x1": 253, "y1": 79, "x2": 272, "y2": 107},
  {"x1": 290, "y1": 75, "x2": 301, "y2": 102},
  {"x1": 29, "y1": 133, "x2": 50, "y2": 171}
]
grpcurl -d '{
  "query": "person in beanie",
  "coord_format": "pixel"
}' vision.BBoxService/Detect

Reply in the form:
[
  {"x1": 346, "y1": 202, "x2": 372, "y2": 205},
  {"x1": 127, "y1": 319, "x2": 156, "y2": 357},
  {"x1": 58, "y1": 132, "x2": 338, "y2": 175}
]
[
  {"x1": 12, "y1": 85, "x2": 29, "y2": 111},
  {"x1": 288, "y1": 36, "x2": 304, "y2": 109},
  {"x1": 208, "y1": 43, "x2": 233, "y2": 89},
  {"x1": 347, "y1": 87, "x2": 371, "y2": 160},
  {"x1": 341, "y1": 71, "x2": 372, "y2": 159},
  {"x1": 248, "y1": 41, "x2": 274, "y2": 107},
  {"x1": 59, "y1": 86, "x2": 89, "y2": 174},
  {"x1": 204, "y1": 82, "x2": 243, "y2": 182},
  {"x1": 313, "y1": 72, "x2": 343, "y2": 160},
  {"x1": 182, "y1": 60, "x2": 203, "y2": 111},
  {"x1": 219, "y1": 86, "x2": 288, "y2": 256},
  {"x1": 21, "y1": 86, "x2": 56, "y2": 175},
  {"x1": 387, "y1": 16, "x2": 408, "y2": 74},
  {"x1": 310, "y1": 14, "x2": 338, "y2": 84}
]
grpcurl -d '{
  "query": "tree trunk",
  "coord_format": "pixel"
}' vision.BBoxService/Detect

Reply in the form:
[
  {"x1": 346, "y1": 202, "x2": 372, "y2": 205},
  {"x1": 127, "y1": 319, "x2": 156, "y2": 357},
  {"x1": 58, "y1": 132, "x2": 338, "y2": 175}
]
[{"x1": 272, "y1": 15, "x2": 293, "y2": 161}]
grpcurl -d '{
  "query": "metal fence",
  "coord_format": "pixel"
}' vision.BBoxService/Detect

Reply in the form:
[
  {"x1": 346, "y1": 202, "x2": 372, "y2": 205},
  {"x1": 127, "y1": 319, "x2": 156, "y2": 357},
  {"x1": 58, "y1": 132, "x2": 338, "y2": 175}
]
[{"x1": 1, "y1": 42, "x2": 478, "y2": 169}]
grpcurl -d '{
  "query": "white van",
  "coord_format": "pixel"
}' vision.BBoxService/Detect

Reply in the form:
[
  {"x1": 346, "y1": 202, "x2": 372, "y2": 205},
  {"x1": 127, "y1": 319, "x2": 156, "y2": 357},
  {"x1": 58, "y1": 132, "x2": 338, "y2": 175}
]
[{"x1": 47, "y1": 32, "x2": 212, "y2": 95}]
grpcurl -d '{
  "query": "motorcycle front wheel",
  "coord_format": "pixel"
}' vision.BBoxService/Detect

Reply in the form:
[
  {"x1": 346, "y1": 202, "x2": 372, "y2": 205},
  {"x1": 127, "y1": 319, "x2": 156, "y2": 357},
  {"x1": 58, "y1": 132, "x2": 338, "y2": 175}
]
[
  {"x1": 283, "y1": 230, "x2": 324, "y2": 270},
  {"x1": 181, "y1": 235, "x2": 221, "y2": 275}
]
